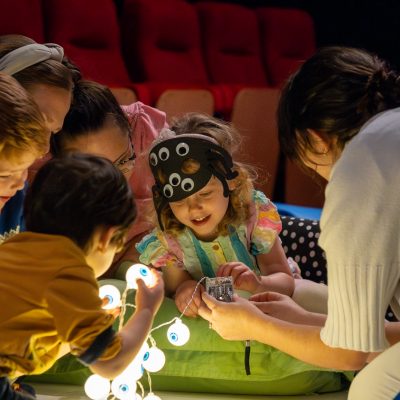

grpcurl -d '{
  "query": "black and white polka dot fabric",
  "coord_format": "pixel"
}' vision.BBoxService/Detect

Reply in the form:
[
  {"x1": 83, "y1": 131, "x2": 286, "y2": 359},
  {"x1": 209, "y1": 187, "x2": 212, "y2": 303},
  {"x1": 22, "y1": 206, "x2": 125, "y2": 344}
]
[
  {"x1": 280, "y1": 216, "x2": 327, "y2": 283},
  {"x1": 280, "y1": 216, "x2": 397, "y2": 322}
]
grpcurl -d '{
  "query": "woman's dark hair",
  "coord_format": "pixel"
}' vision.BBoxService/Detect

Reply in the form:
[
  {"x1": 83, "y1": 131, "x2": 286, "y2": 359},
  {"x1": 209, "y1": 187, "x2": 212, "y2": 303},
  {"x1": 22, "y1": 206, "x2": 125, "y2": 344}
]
[
  {"x1": 278, "y1": 46, "x2": 400, "y2": 162},
  {"x1": 0, "y1": 34, "x2": 78, "y2": 91},
  {"x1": 51, "y1": 80, "x2": 131, "y2": 156},
  {"x1": 25, "y1": 153, "x2": 136, "y2": 251}
]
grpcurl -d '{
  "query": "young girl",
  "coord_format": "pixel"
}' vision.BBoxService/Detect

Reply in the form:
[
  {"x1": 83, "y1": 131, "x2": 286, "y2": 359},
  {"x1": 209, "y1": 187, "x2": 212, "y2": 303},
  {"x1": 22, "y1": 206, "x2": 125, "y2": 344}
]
[
  {"x1": 51, "y1": 79, "x2": 167, "y2": 277},
  {"x1": 137, "y1": 113, "x2": 299, "y2": 317},
  {"x1": 0, "y1": 153, "x2": 164, "y2": 399},
  {"x1": 0, "y1": 73, "x2": 48, "y2": 244},
  {"x1": 0, "y1": 34, "x2": 77, "y2": 135}
]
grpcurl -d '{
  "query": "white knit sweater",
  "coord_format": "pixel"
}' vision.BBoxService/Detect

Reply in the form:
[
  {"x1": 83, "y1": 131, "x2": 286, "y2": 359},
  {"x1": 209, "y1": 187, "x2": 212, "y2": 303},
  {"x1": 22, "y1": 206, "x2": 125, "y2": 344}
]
[{"x1": 319, "y1": 108, "x2": 400, "y2": 352}]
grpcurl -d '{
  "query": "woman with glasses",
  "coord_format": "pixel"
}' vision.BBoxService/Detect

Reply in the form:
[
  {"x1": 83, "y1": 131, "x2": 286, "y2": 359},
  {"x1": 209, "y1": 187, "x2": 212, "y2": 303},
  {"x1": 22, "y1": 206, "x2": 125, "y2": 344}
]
[{"x1": 51, "y1": 80, "x2": 168, "y2": 277}]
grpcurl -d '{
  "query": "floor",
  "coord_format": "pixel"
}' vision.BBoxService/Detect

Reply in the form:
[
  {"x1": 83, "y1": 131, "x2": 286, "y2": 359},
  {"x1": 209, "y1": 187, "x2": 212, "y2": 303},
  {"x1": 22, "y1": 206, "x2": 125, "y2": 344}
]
[{"x1": 35, "y1": 383, "x2": 348, "y2": 400}]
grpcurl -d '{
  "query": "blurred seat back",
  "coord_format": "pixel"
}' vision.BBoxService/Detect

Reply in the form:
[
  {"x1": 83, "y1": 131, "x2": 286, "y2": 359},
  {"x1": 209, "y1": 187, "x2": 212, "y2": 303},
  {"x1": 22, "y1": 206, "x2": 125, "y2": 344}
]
[
  {"x1": 257, "y1": 7, "x2": 316, "y2": 87},
  {"x1": 0, "y1": 0, "x2": 44, "y2": 41},
  {"x1": 43, "y1": 0, "x2": 138, "y2": 104},
  {"x1": 121, "y1": 0, "x2": 216, "y2": 117},
  {"x1": 231, "y1": 88, "x2": 280, "y2": 198}
]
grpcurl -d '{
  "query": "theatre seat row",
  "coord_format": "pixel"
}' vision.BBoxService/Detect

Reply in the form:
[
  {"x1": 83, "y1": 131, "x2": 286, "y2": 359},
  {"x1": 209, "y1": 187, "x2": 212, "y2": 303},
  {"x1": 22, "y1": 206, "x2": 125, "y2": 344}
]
[
  {"x1": 0, "y1": 0, "x2": 324, "y2": 207},
  {"x1": 0, "y1": 0, "x2": 315, "y2": 114}
]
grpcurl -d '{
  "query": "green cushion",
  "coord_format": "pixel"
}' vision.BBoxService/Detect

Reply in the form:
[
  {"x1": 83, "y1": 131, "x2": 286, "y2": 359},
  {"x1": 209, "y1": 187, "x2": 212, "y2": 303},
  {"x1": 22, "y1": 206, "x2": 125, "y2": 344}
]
[{"x1": 27, "y1": 279, "x2": 352, "y2": 395}]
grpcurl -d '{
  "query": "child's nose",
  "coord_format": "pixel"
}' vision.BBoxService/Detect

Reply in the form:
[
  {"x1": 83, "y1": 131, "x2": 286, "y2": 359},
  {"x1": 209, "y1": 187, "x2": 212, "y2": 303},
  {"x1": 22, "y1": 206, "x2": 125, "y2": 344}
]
[{"x1": 187, "y1": 197, "x2": 202, "y2": 210}]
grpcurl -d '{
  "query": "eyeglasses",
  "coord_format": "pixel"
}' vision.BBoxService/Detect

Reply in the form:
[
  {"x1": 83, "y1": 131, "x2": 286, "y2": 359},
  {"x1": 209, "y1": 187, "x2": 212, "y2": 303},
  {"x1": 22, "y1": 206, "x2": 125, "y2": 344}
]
[{"x1": 113, "y1": 137, "x2": 136, "y2": 175}]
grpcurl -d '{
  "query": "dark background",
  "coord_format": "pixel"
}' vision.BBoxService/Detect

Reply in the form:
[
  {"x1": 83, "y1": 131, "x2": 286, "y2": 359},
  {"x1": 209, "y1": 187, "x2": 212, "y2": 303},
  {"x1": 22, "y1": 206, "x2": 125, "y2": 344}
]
[{"x1": 111, "y1": 0, "x2": 400, "y2": 71}]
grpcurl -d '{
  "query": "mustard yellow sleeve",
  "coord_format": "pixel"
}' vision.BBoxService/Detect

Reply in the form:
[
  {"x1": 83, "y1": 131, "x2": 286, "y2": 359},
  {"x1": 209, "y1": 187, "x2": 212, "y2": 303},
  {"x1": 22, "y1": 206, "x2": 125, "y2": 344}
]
[{"x1": 44, "y1": 265, "x2": 121, "y2": 362}]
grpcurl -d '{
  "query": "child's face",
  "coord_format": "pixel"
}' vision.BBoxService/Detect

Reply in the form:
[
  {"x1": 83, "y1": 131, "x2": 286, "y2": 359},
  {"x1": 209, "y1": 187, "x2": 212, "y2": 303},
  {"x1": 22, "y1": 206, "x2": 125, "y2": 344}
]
[
  {"x1": 29, "y1": 84, "x2": 72, "y2": 135},
  {"x1": 86, "y1": 240, "x2": 121, "y2": 278},
  {"x1": 62, "y1": 122, "x2": 135, "y2": 179},
  {"x1": 169, "y1": 176, "x2": 230, "y2": 241},
  {"x1": 0, "y1": 152, "x2": 37, "y2": 211}
]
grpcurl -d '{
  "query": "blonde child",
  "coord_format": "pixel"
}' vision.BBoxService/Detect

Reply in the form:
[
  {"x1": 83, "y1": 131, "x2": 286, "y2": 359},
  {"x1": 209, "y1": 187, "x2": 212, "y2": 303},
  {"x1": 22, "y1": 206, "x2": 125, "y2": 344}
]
[
  {"x1": 0, "y1": 153, "x2": 164, "y2": 399},
  {"x1": 136, "y1": 113, "x2": 299, "y2": 317},
  {"x1": 0, "y1": 72, "x2": 49, "y2": 244}
]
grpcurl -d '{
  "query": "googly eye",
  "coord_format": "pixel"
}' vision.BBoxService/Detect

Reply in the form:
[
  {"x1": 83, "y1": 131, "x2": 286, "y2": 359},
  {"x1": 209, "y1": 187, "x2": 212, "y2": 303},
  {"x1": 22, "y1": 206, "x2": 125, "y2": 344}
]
[
  {"x1": 169, "y1": 173, "x2": 181, "y2": 186},
  {"x1": 181, "y1": 178, "x2": 194, "y2": 192},
  {"x1": 163, "y1": 184, "x2": 174, "y2": 198},
  {"x1": 158, "y1": 147, "x2": 170, "y2": 161},
  {"x1": 176, "y1": 142, "x2": 189, "y2": 156},
  {"x1": 149, "y1": 152, "x2": 158, "y2": 166}
]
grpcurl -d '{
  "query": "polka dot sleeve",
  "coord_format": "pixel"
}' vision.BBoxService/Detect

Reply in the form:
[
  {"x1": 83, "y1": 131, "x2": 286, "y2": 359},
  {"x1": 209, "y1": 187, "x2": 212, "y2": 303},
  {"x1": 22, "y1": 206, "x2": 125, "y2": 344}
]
[{"x1": 250, "y1": 191, "x2": 282, "y2": 255}]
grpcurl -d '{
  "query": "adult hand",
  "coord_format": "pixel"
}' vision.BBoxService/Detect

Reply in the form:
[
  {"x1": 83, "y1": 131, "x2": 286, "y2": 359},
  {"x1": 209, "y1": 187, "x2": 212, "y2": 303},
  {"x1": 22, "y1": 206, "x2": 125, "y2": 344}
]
[
  {"x1": 135, "y1": 268, "x2": 164, "y2": 316},
  {"x1": 198, "y1": 292, "x2": 265, "y2": 340},
  {"x1": 250, "y1": 291, "x2": 311, "y2": 325},
  {"x1": 217, "y1": 262, "x2": 261, "y2": 293},
  {"x1": 175, "y1": 279, "x2": 204, "y2": 318}
]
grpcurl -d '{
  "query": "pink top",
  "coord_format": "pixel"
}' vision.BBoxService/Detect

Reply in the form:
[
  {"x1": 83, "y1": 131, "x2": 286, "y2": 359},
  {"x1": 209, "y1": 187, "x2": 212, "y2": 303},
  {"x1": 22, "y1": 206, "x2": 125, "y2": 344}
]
[{"x1": 111, "y1": 102, "x2": 167, "y2": 269}]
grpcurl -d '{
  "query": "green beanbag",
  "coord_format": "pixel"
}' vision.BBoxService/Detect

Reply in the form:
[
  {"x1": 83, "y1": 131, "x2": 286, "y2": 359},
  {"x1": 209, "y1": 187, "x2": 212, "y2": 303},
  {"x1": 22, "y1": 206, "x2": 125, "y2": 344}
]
[{"x1": 27, "y1": 279, "x2": 352, "y2": 395}]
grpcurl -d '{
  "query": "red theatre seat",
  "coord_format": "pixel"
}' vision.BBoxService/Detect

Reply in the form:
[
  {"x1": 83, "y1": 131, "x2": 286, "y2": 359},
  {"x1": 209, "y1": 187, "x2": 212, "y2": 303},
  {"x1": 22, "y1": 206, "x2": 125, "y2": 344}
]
[
  {"x1": 0, "y1": 0, "x2": 44, "y2": 41},
  {"x1": 257, "y1": 7, "x2": 316, "y2": 87},
  {"x1": 121, "y1": 0, "x2": 222, "y2": 115},
  {"x1": 195, "y1": 2, "x2": 268, "y2": 116},
  {"x1": 42, "y1": 0, "x2": 148, "y2": 104}
]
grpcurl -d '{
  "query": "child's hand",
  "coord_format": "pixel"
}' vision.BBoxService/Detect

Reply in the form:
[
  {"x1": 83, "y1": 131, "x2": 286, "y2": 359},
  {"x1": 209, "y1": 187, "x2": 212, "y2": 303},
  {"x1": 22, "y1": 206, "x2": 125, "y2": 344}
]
[
  {"x1": 175, "y1": 280, "x2": 204, "y2": 318},
  {"x1": 217, "y1": 262, "x2": 261, "y2": 293},
  {"x1": 101, "y1": 298, "x2": 121, "y2": 319},
  {"x1": 134, "y1": 268, "x2": 164, "y2": 316}
]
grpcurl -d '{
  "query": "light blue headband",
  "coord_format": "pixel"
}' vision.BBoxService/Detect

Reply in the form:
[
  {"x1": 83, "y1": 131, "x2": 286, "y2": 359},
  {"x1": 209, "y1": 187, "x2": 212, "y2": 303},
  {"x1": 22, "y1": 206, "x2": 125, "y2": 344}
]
[{"x1": 0, "y1": 43, "x2": 64, "y2": 75}]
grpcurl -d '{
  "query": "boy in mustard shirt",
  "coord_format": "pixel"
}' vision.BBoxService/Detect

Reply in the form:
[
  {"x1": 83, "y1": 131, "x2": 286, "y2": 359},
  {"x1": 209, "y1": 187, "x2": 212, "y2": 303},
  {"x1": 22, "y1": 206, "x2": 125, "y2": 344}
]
[{"x1": 0, "y1": 153, "x2": 164, "y2": 399}]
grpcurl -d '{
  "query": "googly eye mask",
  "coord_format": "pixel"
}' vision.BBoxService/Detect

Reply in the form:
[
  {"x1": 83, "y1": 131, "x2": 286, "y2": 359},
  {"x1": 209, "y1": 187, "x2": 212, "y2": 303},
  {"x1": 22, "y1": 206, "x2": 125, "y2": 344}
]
[{"x1": 149, "y1": 133, "x2": 238, "y2": 228}]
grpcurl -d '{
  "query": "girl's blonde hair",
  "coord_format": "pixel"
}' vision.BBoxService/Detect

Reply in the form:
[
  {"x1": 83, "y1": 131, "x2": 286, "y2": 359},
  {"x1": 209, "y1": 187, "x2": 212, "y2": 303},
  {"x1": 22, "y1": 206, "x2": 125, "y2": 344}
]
[
  {"x1": 156, "y1": 113, "x2": 256, "y2": 236},
  {"x1": 0, "y1": 73, "x2": 48, "y2": 160}
]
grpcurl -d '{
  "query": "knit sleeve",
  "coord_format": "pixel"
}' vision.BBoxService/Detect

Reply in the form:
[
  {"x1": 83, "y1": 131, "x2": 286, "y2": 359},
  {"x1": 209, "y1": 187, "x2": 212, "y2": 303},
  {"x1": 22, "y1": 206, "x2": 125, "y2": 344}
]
[
  {"x1": 250, "y1": 191, "x2": 282, "y2": 255},
  {"x1": 319, "y1": 132, "x2": 400, "y2": 352},
  {"x1": 136, "y1": 230, "x2": 183, "y2": 269},
  {"x1": 44, "y1": 265, "x2": 121, "y2": 361}
]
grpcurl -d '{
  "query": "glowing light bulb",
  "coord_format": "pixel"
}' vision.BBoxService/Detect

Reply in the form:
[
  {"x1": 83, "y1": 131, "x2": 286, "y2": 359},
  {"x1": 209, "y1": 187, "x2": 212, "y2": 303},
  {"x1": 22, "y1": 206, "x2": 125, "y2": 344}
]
[
  {"x1": 84, "y1": 374, "x2": 110, "y2": 400},
  {"x1": 124, "y1": 357, "x2": 144, "y2": 381},
  {"x1": 126, "y1": 264, "x2": 155, "y2": 289},
  {"x1": 99, "y1": 284, "x2": 121, "y2": 309},
  {"x1": 144, "y1": 393, "x2": 162, "y2": 400},
  {"x1": 167, "y1": 318, "x2": 190, "y2": 346},
  {"x1": 142, "y1": 347, "x2": 166, "y2": 372},
  {"x1": 111, "y1": 373, "x2": 137, "y2": 400}
]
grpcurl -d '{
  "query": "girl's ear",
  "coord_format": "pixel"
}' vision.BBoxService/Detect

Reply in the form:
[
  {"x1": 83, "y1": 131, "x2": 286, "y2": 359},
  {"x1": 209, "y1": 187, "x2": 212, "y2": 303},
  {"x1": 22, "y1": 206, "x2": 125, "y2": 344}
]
[
  {"x1": 96, "y1": 226, "x2": 120, "y2": 253},
  {"x1": 228, "y1": 178, "x2": 237, "y2": 192},
  {"x1": 307, "y1": 129, "x2": 330, "y2": 154}
]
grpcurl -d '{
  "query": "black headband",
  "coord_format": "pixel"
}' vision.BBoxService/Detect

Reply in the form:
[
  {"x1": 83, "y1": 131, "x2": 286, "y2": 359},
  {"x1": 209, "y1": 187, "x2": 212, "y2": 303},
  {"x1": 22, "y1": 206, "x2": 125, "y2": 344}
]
[{"x1": 149, "y1": 131, "x2": 238, "y2": 230}]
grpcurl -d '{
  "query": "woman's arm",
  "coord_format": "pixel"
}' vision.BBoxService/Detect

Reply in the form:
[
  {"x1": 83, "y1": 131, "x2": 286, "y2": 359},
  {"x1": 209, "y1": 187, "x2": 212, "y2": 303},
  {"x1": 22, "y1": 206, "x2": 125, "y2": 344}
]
[{"x1": 199, "y1": 293, "x2": 368, "y2": 371}]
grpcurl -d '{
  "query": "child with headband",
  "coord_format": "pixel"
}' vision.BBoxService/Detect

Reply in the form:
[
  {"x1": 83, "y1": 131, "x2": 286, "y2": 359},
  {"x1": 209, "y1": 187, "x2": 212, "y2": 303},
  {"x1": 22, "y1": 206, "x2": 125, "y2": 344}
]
[
  {"x1": 0, "y1": 34, "x2": 76, "y2": 135},
  {"x1": 136, "y1": 113, "x2": 310, "y2": 317}
]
